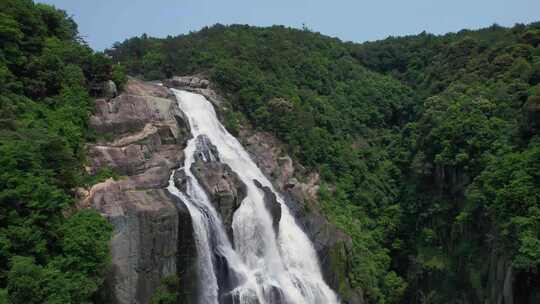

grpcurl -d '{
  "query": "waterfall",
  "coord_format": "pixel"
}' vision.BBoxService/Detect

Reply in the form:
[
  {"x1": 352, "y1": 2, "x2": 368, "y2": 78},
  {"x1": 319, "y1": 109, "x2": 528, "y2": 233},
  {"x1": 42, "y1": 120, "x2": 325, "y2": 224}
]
[{"x1": 167, "y1": 89, "x2": 339, "y2": 304}]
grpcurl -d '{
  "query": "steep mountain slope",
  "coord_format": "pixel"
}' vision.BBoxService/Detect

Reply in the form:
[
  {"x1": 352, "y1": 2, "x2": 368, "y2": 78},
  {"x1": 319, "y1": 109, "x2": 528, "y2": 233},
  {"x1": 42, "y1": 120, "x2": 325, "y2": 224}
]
[
  {"x1": 109, "y1": 23, "x2": 540, "y2": 304},
  {"x1": 352, "y1": 23, "x2": 540, "y2": 303},
  {"x1": 108, "y1": 25, "x2": 417, "y2": 303}
]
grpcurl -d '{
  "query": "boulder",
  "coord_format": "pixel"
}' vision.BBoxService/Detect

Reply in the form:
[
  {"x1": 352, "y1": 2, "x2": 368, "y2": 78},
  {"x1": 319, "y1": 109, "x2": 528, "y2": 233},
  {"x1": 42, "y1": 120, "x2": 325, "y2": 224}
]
[
  {"x1": 164, "y1": 76, "x2": 209, "y2": 89},
  {"x1": 173, "y1": 169, "x2": 189, "y2": 192},
  {"x1": 103, "y1": 80, "x2": 118, "y2": 99},
  {"x1": 190, "y1": 135, "x2": 246, "y2": 242},
  {"x1": 190, "y1": 161, "x2": 246, "y2": 242}
]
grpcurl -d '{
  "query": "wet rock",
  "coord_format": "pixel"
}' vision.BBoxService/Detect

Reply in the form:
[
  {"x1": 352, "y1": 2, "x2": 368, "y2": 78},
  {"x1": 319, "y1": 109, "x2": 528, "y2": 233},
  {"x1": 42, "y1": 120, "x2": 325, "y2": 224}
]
[
  {"x1": 167, "y1": 192, "x2": 199, "y2": 303},
  {"x1": 214, "y1": 253, "x2": 247, "y2": 303},
  {"x1": 194, "y1": 135, "x2": 220, "y2": 162},
  {"x1": 190, "y1": 135, "x2": 246, "y2": 242},
  {"x1": 253, "y1": 179, "x2": 282, "y2": 234},
  {"x1": 173, "y1": 111, "x2": 192, "y2": 143},
  {"x1": 262, "y1": 285, "x2": 286, "y2": 304},
  {"x1": 173, "y1": 169, "x2": 188, "y2": 192},
  {"x1": 191, "y1": 160, "x2": 246, "y2": 242}
]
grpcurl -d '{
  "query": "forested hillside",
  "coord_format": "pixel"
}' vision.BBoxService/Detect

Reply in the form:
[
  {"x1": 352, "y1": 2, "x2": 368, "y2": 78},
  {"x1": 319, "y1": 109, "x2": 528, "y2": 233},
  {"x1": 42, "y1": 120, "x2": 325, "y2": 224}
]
[
  {"x1": 0, "y1": 1, "x2": 125, "y2": 302},
  {"x1": 352, "y1": 23, "x2": 540, "y2": 303},
  {"x1": 108, "y1": 23, "x2": 540, "y2": 304}
]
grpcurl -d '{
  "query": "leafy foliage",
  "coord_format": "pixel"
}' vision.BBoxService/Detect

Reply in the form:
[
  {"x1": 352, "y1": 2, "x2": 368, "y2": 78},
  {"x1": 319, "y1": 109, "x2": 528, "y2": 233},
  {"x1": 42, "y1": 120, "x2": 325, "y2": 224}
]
[
  {"x1": 359, "y1": 22, "x2": 540, "y2": 303},
  {"x1": 150, "y1": 275, "x2": 181, "y2": 304},
  {"x1": 0, "y1": 1, "x2": 114, "y2": 302},
  {"x1": 110, "y1": 21, "x2": 540, "y2": 303}
]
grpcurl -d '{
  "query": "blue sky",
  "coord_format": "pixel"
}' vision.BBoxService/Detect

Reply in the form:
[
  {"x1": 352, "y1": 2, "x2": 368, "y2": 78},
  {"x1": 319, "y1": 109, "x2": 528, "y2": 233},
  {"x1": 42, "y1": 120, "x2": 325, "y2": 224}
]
[{"x1": 36, "y1": 0, "x2": 540, "y2": 51}]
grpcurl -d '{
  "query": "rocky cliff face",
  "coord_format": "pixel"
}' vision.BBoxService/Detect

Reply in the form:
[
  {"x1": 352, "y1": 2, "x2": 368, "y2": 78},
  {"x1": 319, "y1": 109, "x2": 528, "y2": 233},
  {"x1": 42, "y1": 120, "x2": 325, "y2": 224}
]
[
  {"x1": 487, "y1": 252, "x2": 514, "y2": 304},
  {"x1": 84, "y1": 75, "x2": 364, "y2": 304},
  {"x1": 83, "y1": 79, "x2": 196, "y2": 304}
]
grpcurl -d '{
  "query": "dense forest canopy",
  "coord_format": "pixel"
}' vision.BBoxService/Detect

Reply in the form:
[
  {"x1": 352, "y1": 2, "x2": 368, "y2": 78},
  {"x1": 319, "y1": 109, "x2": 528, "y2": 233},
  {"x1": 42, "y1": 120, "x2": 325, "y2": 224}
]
[
  {"x1": 108, "y1": 22, "x2": 540, "y2": 303},
  {"x1": 0, "y1": 1, "x2": 125, "y2": 303}
]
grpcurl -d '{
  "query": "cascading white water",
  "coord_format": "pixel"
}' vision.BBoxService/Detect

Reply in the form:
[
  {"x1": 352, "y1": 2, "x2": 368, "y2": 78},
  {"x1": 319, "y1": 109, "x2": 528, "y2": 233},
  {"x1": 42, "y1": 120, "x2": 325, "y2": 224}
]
[{"x1": 167, "y1": 89, "x2": 339, "y2": 304}]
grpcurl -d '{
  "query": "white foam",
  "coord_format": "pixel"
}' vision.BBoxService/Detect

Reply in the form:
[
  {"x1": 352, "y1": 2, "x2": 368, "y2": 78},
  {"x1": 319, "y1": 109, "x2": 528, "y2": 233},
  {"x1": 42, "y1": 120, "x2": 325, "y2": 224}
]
[{"x1": 167, "y1": 89, "x2": 339, "y2": 304}]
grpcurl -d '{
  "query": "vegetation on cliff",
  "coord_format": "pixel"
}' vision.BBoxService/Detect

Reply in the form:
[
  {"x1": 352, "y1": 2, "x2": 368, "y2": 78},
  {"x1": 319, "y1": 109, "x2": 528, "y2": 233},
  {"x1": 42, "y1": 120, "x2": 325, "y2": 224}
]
[
  {"x1": 353, "y1": 23, "x2": 540, "y2": 303},
  {"x1": 0, "y1": 1, "x2": 122, "y2": 302},
  {"x1": 109, "y1": 22, "x2": 540, "y2": 303}
]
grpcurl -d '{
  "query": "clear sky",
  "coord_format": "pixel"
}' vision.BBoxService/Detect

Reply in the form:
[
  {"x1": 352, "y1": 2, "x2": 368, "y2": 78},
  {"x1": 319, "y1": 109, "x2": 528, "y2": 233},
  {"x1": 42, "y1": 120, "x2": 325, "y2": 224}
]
[{"x1": 36, "y1": 0, "x2": 540, "y2": 51}]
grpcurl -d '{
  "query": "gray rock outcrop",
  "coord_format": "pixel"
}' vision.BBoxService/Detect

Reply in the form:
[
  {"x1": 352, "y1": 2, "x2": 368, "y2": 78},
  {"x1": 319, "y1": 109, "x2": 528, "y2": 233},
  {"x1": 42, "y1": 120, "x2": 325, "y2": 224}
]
[
  {"x1": 190, "y1": 135, "x2": 247, "y2": 242},
  {"x1": 83, "y1": 79, "x2": 196, "y2": 304},
  {"x1": 164, "y1": 76, "x2": 210, "y2": 89},
  {"x1": 164, "y1": 75, "x2": 225, "y2": 107},
  {"x1": 173, "y1": 169, "x2": 188, "y2": 192}
]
